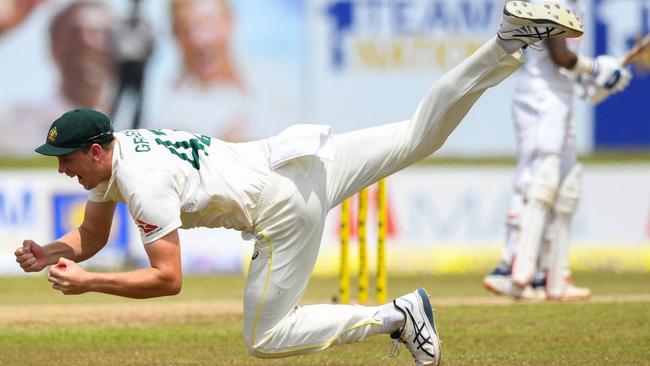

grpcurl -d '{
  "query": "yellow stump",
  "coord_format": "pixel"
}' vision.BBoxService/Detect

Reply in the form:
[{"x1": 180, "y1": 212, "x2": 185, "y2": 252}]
[
  {"x1": 358, "y1": 188, "x2": 369, "y2": 304},
  {"x1": 339, "y1": 199, "x2": 350, "y2": 304},
  {"x1": 376, "y1": 179, "x2": 388, "y2": 304}
]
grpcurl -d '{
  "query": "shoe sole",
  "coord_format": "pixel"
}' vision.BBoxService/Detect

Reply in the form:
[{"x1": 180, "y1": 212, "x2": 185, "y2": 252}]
[
  {"x1": 504, "y1": 1, "x2": 584, "y2": 38},
  {"x1": 417, "y1": 288, "x2": 442, "y2": 366}
]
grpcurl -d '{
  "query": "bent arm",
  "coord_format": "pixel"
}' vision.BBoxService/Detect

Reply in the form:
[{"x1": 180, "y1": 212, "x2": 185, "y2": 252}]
[
  {"x1": 546, "y1": 38, "x2": 578, "y2": 69},
  {"x1": 43, "y1": 200, "x2": 116, "y2": 264},
  {"x1": 82, "y1": 230, "x2": 182, "y2": 298}
]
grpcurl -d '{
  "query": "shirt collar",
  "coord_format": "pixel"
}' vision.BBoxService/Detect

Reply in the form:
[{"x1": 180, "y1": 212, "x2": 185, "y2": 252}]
[{"x1": 103, "y1": 136, "x2": 122, "y2": 201}]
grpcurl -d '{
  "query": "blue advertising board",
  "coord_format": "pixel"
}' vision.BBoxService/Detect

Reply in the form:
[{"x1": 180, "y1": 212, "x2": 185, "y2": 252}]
[
  {"x1": 0, "y1": 190, "x2": 34, "y2": 228},
  {"x1": 593, "y1": 0, "x2": 650, "y2": 149},
  {"x1": 52, "y1": 194, "x2": 130, "y2": 261}
]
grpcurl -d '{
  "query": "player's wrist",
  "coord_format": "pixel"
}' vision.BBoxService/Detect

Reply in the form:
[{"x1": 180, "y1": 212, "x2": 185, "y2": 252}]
[
  {"x1": 572, "y1": 55, "x2": 595, "y2": 75},
  {"x1": 81, "y1": 271, "x2": 100, "y2": 293}
]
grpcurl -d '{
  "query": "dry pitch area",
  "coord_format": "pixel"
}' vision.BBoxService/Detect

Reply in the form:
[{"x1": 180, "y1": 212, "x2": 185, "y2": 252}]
[{"x1": 1, "y1": 272, "x2": 648, "y2": 365}]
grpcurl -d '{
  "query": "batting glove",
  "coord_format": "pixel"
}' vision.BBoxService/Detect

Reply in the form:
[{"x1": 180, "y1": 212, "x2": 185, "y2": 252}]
[{"x1": 592, "y1": 55, "x2": 632, "y2": 92}]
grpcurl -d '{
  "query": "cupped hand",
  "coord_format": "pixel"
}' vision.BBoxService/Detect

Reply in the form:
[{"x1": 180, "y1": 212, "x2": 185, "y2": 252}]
[{"x1": 48, "y1": 258, "x2": 89, "y2": 295}]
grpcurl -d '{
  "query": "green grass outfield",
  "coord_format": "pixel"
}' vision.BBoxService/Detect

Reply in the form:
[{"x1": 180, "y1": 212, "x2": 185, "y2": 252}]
[{"x1": 1, "y1": 272, "x2": 649, "y2": 365}]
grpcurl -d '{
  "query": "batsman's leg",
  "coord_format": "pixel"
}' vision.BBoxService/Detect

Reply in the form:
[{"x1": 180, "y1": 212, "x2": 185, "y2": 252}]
[
  {"x1": 511, "y1": 155, "x2": 560, "y2": 286},
  {"x1": 544, "y1": 164, "x2": 590, "y2": 300},
  {"x1": 499, "y1": 191, "x2": 525, "y2": 271},
  {"x1": 483, "y1": 88, "x2": 538, "y2": 298},
  {"x1": 511, "y1": 74, "x2": 576, "y2": 288}
]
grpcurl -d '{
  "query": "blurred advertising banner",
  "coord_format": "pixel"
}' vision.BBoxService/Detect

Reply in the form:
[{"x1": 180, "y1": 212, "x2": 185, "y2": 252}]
[
  {"x1": 304, "y1": 0, "x2": 590, "y2": 156},
  {"x1": 0, "y1": 174, "x2": 44, "y2": 274},
  {"x1": 52, "y1": 193, "x2": 131, "y2": 268},
  {"x1": 0, "y1": 0, "x2": 303, "y2": 158},
  {"x1": 0, "y1": 0, "x2": 647, "y2": 159},
  {"x1": 316, "y1": 165, "x2": 650, "y2": 275},
  {"x1": 593, "y1": 0, "x2": 650, "y2": 149},
  {"x1": 0, "y1": 170, "x2": 250, "y2": 274}
]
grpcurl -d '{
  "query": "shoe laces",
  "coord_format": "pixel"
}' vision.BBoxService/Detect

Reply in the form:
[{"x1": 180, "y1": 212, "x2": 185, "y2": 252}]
[{"x1": 388, "y1": 333, "x2": 443, "y2": 361}]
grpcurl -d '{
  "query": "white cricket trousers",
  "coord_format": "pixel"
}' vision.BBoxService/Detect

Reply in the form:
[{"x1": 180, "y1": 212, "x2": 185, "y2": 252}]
[
  {"x1": 243, "y1": 37, "x2": 523, "y2": 358},
  {"x1": 511, "y1": 85, "x2": 578, "y2": 195}
]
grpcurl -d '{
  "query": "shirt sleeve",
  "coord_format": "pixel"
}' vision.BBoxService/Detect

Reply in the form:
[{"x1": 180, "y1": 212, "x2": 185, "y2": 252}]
[
  {"x1": 118, "y1": 168, "x2": 183, "y2": 244},
  {"x1": 88, "y1": 181, "x2": 112, "y2": 202}
]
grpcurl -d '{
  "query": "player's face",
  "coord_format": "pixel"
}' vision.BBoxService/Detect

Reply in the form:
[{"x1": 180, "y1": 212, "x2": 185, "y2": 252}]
[{"x1": 56, "y1": 149, "x2": 103, "y2": 190}]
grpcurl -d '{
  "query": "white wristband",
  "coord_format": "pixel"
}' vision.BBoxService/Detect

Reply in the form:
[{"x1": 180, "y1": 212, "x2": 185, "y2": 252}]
[{"x1": 572, "y1": 55, "x2": 595, "y2": 75}]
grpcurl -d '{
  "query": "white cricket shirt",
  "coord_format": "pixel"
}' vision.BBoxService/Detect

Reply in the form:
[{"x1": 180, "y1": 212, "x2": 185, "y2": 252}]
[{"x1": 89, "y1": 129, "x2": 271, "y2": 243}]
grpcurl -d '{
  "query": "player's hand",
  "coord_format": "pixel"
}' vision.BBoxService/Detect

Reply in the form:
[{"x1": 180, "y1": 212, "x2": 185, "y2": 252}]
[
  {"x1": 14, "y1": 240, "x2": 48, "y2": 272},
  {"x1": 48, "y1": 258, "x2": 89, "y2": 295},
  {"x1": 592, "y1": 55, "x2": 632, "y2": 92}
]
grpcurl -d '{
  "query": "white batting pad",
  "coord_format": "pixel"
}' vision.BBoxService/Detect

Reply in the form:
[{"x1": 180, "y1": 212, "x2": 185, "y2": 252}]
[
  {"x1": 512, "y1": 156, "x2": 560, "y2": 286},
  {"x1": 547, "y1": 164, "x2": 582, "y2": 298}
]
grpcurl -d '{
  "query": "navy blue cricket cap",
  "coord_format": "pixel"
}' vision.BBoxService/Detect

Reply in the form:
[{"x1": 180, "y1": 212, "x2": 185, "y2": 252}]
[{"x1": 35, "y1": 109, "x2": 114, "y2": 156}]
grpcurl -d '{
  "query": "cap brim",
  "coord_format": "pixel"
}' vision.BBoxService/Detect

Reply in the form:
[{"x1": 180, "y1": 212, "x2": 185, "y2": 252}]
[{"x1": 35, "y1": 143, "x2": 82, "y2": 156}]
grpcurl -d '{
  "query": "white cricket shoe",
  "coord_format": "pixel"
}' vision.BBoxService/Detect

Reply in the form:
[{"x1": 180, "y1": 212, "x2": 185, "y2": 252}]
[
  {"x1": 483, "y1": 274, "x2": 523, "y2": 299},
  {"x1": 498, "y1": 1, "x2": 584, "y2": 47},
  {"x1": 521, "y1": 285, "x2": 547, "y2": 301},
  {"x1": 483, "y1": 274, "x2": 547, "y2": 301},
  {"x1": 547, "y1": 284, "x2": 591, "y2": 301},
  {"x1": 389, "y1": 288, "x2": 441, "y2": 366}
]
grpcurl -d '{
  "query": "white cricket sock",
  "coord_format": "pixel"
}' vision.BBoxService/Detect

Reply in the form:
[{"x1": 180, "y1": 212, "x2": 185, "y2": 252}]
[
  {"x1": 496, "y1": 37, "x2": 525, "y2": 54},
  {"x1": 376, "y1": 302, "x2": 405, "y2": 334}
]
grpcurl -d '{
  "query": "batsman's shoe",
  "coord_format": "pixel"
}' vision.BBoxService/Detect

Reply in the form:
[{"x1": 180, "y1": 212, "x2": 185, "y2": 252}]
[
  {"x1": 389, "y1": 288, "x2": 441, "y2": 366},
  {"x1": 522, "y1": 276, "x2": 547, "y2": 301},
  {"x1": 547, "y1": 284, "x2": 591, "y2": 301},
  {"x1": 498, "y1": 1, "x2": 584, "y2": 47},
  {"x1": 520, "y1": 285, "x2": 546, "y2": 301},
  {"x1": 483, "y1": 273, "x2": 523, "y2": 299}
]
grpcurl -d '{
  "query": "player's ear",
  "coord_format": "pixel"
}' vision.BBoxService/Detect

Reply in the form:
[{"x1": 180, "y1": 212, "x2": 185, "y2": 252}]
[{"x1": 89, "y1": 143, "x2": 103, "y2": 162}]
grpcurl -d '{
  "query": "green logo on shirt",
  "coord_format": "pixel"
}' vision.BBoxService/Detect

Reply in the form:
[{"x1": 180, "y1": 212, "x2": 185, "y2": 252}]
[
  {"x1": 150, "y1": 130, "x2": 211, "y2": 170},
  {"x1": 124, "y1": 130, "x2": 151, "y2": 152}
]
